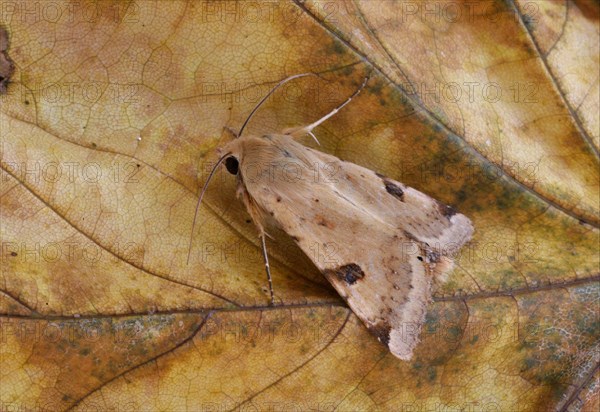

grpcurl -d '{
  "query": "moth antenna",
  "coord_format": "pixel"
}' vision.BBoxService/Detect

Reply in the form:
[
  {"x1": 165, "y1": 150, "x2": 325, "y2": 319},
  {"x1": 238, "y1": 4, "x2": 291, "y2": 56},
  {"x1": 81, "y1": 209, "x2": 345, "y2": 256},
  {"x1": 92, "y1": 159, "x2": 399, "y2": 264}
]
[
  {"x1": 260, "y1": 233, "x2": 275, "y2": 306},
  {"x1": 286, "y1": 75, "x2": 370, "y2": 139},
  {"x1": 238, "y1": 72, "x2": 317, "y2": 138},
  {"x1": 187, "y1": 152, "x2": 231, "y2": 264}
]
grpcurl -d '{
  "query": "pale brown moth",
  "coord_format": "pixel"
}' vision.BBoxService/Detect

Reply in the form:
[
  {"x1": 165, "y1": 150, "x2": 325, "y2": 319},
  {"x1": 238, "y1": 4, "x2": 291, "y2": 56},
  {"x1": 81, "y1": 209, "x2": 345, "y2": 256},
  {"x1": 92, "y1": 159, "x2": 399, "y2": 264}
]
[{"x1": 188, "y1": 73, "x2": 474, "y2": 360}]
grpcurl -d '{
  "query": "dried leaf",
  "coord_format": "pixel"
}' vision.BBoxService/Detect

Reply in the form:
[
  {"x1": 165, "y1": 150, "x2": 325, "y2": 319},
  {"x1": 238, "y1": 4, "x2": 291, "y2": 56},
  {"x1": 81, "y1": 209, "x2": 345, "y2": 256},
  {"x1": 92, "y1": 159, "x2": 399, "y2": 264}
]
[{"x1": 0, "y1": 1, "x2": 598, "y2": 411}]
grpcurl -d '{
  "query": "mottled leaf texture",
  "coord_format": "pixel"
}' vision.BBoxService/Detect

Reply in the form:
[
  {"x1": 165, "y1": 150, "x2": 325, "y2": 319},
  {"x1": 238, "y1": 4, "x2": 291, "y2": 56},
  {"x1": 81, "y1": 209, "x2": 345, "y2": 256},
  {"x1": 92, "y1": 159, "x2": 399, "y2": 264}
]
[{"x1": 0, "y1": 1, "x2": 598, "y2": 411}]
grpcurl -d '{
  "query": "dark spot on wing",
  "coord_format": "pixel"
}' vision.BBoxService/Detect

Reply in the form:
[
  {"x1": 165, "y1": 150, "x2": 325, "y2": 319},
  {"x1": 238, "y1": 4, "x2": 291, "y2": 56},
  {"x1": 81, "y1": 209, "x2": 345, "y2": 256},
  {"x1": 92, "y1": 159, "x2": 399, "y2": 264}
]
[
  {"x1": 426, "y1": 249, "x2": 441, "y2": 263},
  {"x1": 276, "y1": 196, "x2": 282, "y2": 202},
  {"x1": 377, "y1": 174, "x2": 405, "y2": 201},
  {"x1": 291, "y1": 236, "x2": 300, "y2": 242},
  {"x1": 368, "y1": 321, "x2": 391, "y2": 347},
  {"x1": 282, "y1": 149, "x2": 292, "y2": 158},
  {"x1": 384, "y1": 181, "x2": 405, "y2": 201},
  {"x1": 316, "y1": 216, "x2": 334, "y2": 229},
  {"x1": 437, "y1": 201, "x2": 456, "y2": 217},
  {"x1": 326, "y1": 263, "x2": 365, "y2": 285}
]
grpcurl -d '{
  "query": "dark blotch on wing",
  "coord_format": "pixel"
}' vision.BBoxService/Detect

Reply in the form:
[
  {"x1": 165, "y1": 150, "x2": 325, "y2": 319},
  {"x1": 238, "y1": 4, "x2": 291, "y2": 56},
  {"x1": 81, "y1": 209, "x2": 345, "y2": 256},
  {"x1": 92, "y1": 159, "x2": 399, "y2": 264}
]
[
  {"x1": 384, "y1": 181, "x2": 405, "y2": 201},
  {"x1": 327, "y1": 263, "x2": 365, "y2": 285},
  {"x1": 316, "y1": 215, "x2": 334, "y2": 229},
  {"x1": 437, "y1": 201, "x2": 456, "y2": 217},
  {"x1": 377, "y1": 174, "x2": 405, "y2": 201},
  {"x1": 368, "y1": 321, "x2": 391, "y2": 347},
  {"x1": 426, "y1": 249, "x2": 441, "y2": 263}
]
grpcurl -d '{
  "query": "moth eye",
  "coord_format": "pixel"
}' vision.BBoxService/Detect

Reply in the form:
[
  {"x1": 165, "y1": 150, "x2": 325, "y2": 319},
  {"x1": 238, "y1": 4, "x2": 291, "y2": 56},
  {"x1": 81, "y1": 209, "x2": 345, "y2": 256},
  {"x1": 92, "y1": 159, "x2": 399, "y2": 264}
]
[{"x1": 225, "y1": 156, "x2": 239, "y2": 175}]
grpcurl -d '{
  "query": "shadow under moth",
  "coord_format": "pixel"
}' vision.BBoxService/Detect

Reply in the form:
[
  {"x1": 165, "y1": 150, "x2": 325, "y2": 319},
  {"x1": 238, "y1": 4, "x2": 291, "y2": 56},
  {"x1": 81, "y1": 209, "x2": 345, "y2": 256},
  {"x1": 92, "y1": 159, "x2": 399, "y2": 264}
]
[{"x1": 189, "y1": 73, "x2": 474, "y2": 361}]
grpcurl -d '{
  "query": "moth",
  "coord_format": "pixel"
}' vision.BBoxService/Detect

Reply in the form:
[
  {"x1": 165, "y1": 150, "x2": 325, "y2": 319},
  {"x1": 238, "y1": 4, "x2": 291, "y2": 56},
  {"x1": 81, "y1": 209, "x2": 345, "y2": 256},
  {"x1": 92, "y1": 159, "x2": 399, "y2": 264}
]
[{"x1": 189, "y1": 73, "x2": 474, "y2": 360}]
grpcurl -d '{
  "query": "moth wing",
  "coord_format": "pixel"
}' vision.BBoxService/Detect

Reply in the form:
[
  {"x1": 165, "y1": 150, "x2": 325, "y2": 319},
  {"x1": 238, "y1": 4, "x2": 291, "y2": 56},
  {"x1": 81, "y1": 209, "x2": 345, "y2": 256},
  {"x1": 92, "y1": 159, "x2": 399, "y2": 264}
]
[
  {"x1": 302, "y1": 145, "x2": 474, "y2": 265},
  {"x1": 240, "y1": 135, "x2": 473, "y2": 360}
]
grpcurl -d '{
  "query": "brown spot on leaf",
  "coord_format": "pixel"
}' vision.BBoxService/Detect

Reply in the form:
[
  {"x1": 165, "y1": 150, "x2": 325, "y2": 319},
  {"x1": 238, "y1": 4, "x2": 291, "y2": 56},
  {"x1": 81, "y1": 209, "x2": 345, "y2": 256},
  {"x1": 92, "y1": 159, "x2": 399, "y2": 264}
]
[
  {"x1": 326, "y1": 263, "x2": 365, "y2": 285},
  {"x1": 368, "y1": 321, "x2": 391, "y2": 347},
  {"x1": 0, "y1": 27, "x2": 14, "y2": 94}
]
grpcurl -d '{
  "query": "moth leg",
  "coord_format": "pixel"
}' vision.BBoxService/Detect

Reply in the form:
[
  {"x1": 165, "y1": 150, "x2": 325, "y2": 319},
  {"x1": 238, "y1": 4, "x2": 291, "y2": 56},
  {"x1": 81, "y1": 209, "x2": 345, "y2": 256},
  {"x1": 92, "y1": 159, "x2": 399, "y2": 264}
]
[
  {"x1": 260, "y1": 233, "x2": 275, "y2": 306},
  {"x1": 285, "y1": 75, "x2": 369, "y2": 139},
  {"x1": 308, "y1": 131, "x2": 321, "y2": 146}
]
